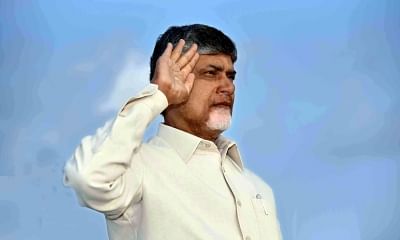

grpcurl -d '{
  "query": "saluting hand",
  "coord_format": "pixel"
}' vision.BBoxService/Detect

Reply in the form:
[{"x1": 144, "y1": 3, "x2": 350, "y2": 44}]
[{"x1": 151, "y1": 39, "x2": 199, "y2": 105}]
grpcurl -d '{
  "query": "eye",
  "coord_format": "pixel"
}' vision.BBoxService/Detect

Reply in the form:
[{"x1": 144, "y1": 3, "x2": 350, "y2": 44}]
[
  {"x1": 204, "y1": 70, "x2": 217, "y2": 76},
  {"x1": 228, "y1": 74, "x2": 236, "y2": 81}
]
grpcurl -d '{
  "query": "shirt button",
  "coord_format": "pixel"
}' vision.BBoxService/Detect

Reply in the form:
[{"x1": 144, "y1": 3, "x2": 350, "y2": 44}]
[
  {"x1": 245, "y1": 236, "x2": 251, "y2": 240},
  {"x1": 256, "y1": 193, "x2": 262, "y2": 199},
  {"x1": 236, "y1": 200, "x2": 242, "y2": 207},
  {"x1": 205, "y1": 143, "x2": 211, "y2": 148}
]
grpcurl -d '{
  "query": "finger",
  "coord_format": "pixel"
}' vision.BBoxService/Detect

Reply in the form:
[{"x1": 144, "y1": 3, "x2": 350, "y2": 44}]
[
  {"x1": 161, "y1": 42, "x2": 173, "y2": 58},
  {"x1": 181, "y1": 52, "x2": 199, "y2": 77},
  {"x1": 176, "y1": 43, "x2": 198, "y2": 69},
  {"x1": 184, "y1": 73, "x2": 195, "y2": 93},
  {"x1": 171, "y1": 39, "x2": 185, "y2": 62}
]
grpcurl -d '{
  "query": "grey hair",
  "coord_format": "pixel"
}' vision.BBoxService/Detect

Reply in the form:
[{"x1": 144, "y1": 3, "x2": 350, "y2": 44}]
[{"x1": 149, "y1": 24, "x2": 237, "y2": 80}]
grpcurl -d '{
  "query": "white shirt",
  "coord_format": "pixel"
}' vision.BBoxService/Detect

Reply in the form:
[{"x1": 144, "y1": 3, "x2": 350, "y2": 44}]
[{"x1": 64, "y1": 84, "x2": 282, "y2": 240}]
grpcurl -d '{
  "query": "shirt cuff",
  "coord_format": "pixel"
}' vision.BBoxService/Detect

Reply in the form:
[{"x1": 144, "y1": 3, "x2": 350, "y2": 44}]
[
  {"x1": 109, "y1": 84, "x2": 168, "y2": 145},
  {"x1": 118, "y1": 83, "x2": 168, "y2": 118}
]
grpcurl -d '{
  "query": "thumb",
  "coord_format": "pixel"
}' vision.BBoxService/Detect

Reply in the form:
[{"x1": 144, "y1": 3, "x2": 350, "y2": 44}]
[{"x1": 184, "y1": 73, "x2": 195, "y2": 93}]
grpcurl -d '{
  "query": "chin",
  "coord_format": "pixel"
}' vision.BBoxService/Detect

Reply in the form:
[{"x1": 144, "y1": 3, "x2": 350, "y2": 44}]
[{"x1": 206, "y1": 107, "x2": 232, "y2": 131}]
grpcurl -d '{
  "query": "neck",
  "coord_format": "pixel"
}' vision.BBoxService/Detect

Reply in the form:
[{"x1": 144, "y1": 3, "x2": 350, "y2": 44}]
[{"x1": 164, "y1": 118, "x2": 221, "y2": 141}]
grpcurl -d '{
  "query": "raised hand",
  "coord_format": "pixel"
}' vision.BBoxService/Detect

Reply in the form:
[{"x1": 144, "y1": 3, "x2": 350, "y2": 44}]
[{"x1": 151, "y1": 39, "x2": 199, "y2": 105}]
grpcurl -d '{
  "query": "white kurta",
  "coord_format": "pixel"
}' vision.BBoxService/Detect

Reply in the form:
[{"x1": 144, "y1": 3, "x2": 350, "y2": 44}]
[{"x1": 64, "y1": 84, "x2": 282, "y2": 240}]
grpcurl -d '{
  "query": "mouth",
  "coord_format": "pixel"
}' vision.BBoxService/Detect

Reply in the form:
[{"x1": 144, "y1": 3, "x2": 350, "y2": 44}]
[{"x1": 211, "y1": 102, "x2": 232, "y2": 110}]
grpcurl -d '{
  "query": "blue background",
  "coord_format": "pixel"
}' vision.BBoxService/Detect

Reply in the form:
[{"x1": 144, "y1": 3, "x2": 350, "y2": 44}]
[{"x1": 1, "y1": 0, "x2": 399, "y2": 239}]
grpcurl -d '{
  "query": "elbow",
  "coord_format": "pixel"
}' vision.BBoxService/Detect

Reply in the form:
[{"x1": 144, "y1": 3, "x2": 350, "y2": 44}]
[{"x1": 63, "y1": 160, "x2": 103, "y2": 202}]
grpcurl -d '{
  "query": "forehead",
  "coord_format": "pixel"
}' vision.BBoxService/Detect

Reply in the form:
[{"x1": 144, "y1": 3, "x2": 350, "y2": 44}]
[{"x1": 194, "y1": 54, "x2": 234, "y2": 70}]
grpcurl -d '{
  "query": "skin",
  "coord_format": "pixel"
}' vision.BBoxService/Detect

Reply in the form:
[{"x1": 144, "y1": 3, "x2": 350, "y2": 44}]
[{"x1": 152, "y1": 39, "x2": 236, "y2": 141}]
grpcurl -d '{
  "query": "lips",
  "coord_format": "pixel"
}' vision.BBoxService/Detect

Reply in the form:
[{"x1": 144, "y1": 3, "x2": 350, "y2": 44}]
[
  {"x1": 211, "y1": 95, "x2": 234, "y2": 109},
  {"x1": 212, "y1": 101, "x2": 232, "y2": 109}
]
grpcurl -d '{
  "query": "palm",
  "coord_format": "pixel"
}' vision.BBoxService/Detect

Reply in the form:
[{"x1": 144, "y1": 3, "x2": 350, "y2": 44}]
[
  {"x1": 152, "y1": 40, "x2": 199, "y2": 105},
  {"x1": 168, "y1": 60, "x2": 189, "y2": 94}
]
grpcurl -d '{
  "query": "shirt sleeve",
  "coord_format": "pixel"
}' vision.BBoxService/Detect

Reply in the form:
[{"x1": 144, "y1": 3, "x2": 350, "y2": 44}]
[{"x1": 63, "y1": 84, "x2": 168, "y2": 219}]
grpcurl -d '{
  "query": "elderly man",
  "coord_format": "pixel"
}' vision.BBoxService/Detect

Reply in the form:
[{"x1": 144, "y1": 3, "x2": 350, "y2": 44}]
[{"x1": 64, "y1": 24, "x2": 282, "y2": 240}]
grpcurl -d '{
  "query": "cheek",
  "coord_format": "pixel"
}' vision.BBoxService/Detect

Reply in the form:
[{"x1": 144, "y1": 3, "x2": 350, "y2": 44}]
[
  {"x1": 186, "y1": 85, "x2": 216, "y2": 117},
  {"x1": 192, "y1": 100, "x2": 212, "y2": 121},
  {"x1": 194, "y1": 101, "x2": 211, "y2": 118},
  {"x1": 182, "y1": 97, "x2": 209, "y2": 119}
]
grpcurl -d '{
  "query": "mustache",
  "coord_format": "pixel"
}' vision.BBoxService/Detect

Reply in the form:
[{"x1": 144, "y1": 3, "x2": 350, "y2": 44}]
[{"x1": 212, "y1": 98, "x2": 234, "y2": 108}]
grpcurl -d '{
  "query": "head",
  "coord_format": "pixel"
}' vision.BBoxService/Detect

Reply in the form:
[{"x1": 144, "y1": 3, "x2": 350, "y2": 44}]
[
  {"x1": 150, "y1": 24, "x2": 237, "y2": 141},
  {"x1": 150, "y1": 24, "x2": 237, "y2": 80}
]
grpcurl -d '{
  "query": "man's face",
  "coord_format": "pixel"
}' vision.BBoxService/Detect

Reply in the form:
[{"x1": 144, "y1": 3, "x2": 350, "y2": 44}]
[{"x1": 166, "y1": 53, "x2": 236, "y2": 139}]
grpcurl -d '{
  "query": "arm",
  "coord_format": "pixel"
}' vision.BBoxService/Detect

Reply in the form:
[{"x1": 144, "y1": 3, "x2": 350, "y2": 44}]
[
  {"x1": 63, "y1": 39, "x2": 199, "y2": 219},
  {"x1": 64, "y1": 85, "x2": 167, "y2": 219}
]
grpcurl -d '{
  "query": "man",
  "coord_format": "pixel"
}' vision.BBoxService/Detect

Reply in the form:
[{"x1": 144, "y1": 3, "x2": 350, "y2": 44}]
[{"x1": 64, "y1": 24, "x2": 282, "y2": 240}]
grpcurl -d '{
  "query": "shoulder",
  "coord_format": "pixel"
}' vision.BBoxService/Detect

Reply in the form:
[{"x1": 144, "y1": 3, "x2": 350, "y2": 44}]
[{"x1": 135, "y1": 136, "x2": 181, "y2": 167}]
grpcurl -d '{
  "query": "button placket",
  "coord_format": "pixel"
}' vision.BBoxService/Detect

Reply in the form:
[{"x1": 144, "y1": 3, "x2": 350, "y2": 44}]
[
  {"x1": 255, "y1": 193, "x2": 269, "y2": 216},
  {"x1": 221, "y1": 160, "x2": 260, "y2": 240}
]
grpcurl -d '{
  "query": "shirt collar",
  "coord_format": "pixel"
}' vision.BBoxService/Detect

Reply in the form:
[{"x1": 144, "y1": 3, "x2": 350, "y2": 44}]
[
  {"x1": 157, "y1": 124, "x2": 202, "y2": 164},
  {"x1": 215, "y1": 134, "x2": 244, "y2": 171},
  {"x1": 156, "y1": 124, "x2": 244, "y2": 171}
]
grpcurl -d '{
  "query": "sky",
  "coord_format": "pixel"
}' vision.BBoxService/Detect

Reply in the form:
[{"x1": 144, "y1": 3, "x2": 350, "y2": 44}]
[{"x1": 0, "y1": 0, "x2": 399, "y2": 239}]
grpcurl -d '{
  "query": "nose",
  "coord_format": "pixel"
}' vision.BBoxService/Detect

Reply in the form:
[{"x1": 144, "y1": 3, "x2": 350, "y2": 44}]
[{"x1": 217, "y1": 75, "x2": 235, "y2": 96}]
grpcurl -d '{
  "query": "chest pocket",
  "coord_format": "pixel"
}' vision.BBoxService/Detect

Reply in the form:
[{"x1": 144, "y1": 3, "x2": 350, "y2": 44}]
[{"x1": 251, "y1": 196, "x2": 282, "y2": 240}]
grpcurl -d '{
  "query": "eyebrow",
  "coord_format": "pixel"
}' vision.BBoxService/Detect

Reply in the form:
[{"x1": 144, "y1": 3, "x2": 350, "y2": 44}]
[{"x1": 207, "y1": 64, "x2": 236, "y2": 75}]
